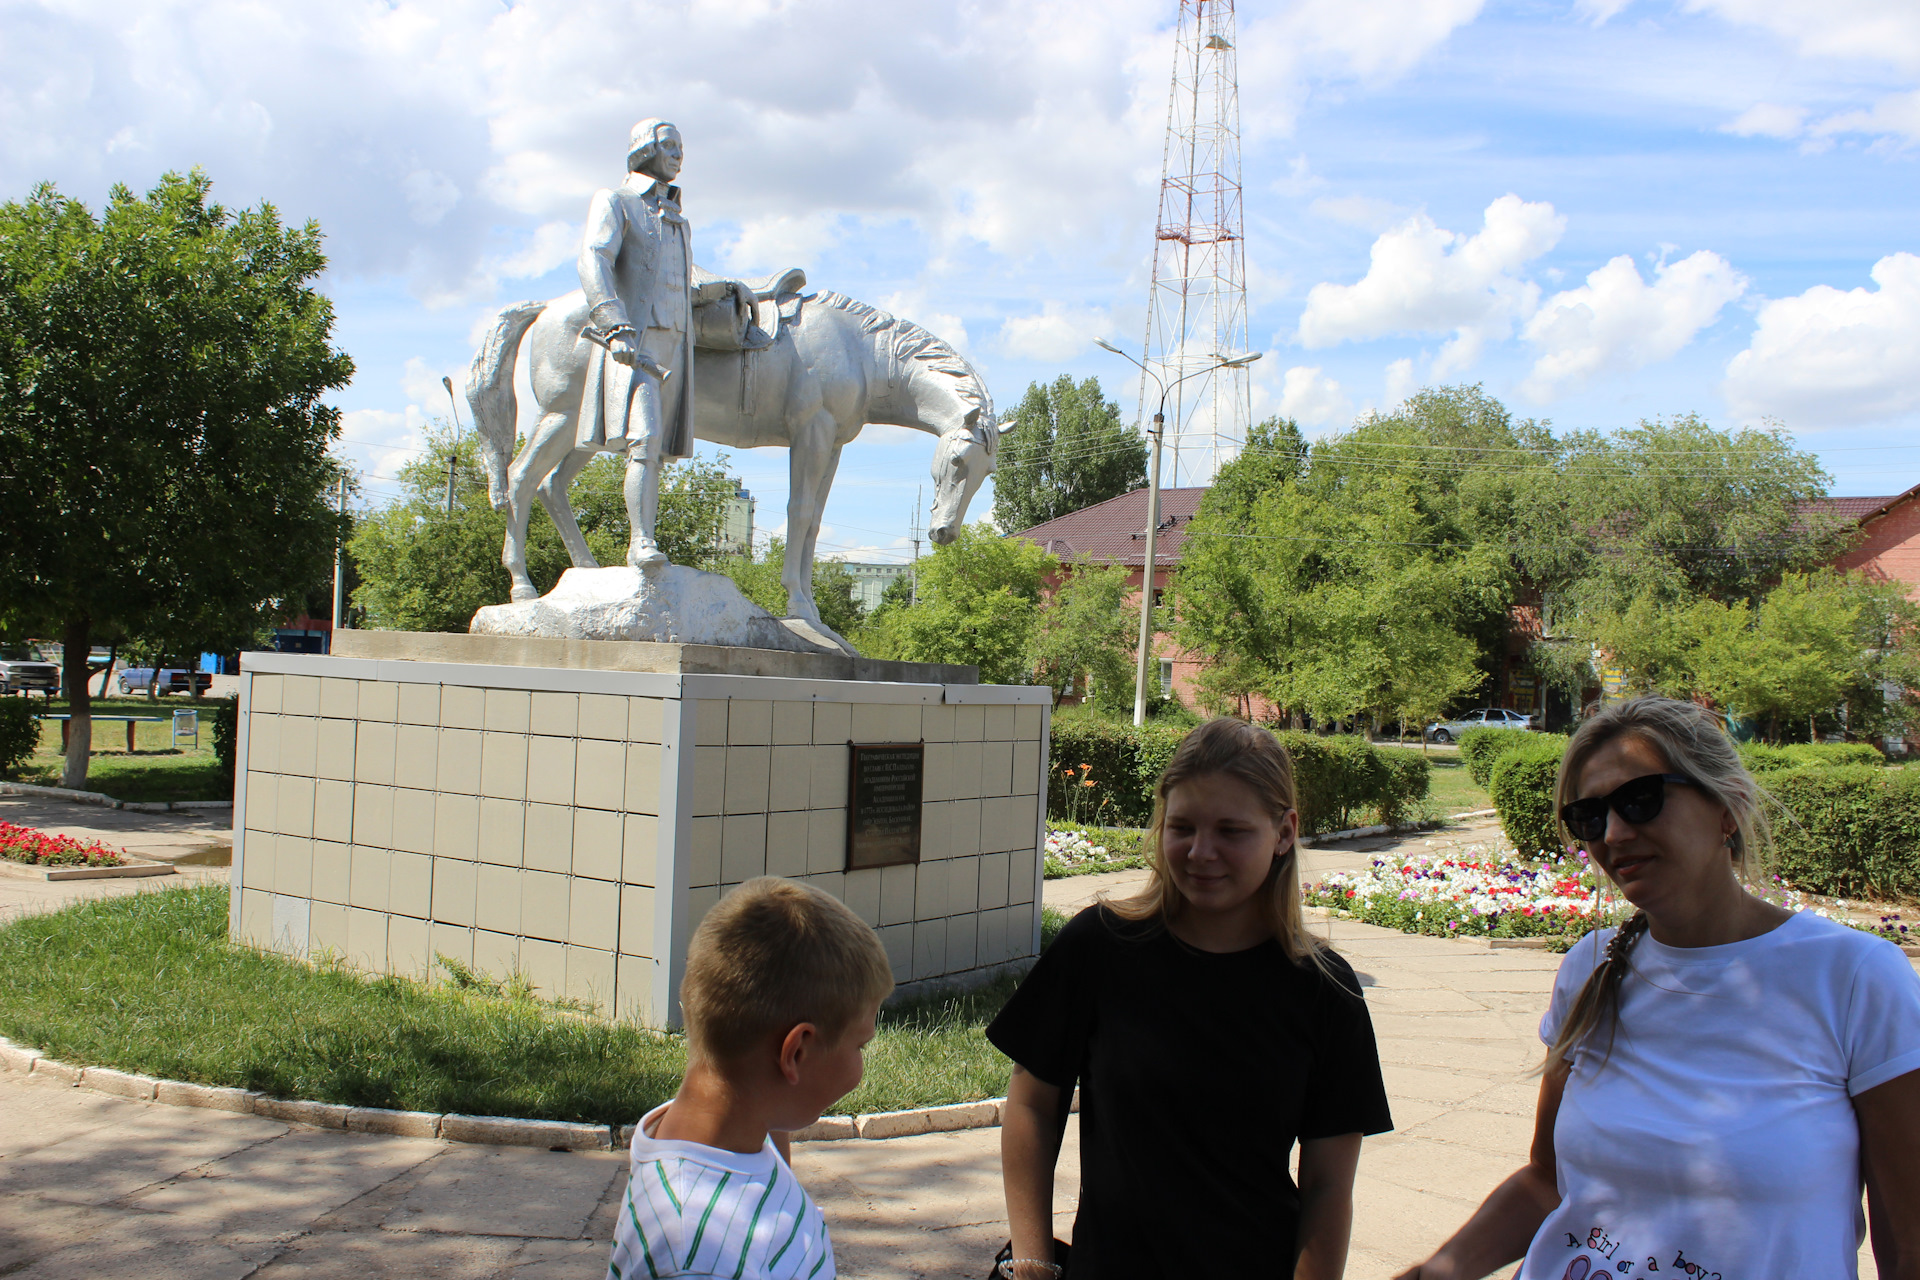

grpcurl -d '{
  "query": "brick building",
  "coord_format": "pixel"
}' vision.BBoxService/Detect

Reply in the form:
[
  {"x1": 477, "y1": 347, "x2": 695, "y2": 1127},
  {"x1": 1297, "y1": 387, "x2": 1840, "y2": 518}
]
[{"x1": 1818, "y1": 485, "x2": 1920, "y2": 598}]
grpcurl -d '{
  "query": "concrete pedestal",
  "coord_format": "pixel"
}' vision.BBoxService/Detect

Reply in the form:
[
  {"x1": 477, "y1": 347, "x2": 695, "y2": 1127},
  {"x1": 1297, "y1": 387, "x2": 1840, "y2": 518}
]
[{"x1": 229, "y1": 634, "x2": 1050, "y2": 1026}]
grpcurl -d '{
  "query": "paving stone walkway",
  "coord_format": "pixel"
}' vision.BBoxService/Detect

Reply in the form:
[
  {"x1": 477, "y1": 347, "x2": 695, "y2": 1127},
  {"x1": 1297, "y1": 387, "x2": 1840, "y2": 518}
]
[{"x1": 0, "y1": 814, "x2": 1886, "y2": 1277}]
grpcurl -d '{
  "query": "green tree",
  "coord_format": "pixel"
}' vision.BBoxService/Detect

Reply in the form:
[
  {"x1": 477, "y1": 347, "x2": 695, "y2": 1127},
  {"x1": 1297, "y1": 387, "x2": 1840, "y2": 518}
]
[
  {"x1": 991, "y1": 375, "x2": 1146, "y2": 532},
  {"x1": 351, "y1": 433, "x2": 740, "y2": 633},
  {"x1": 713, "y1": 540, "x2": 866, "y2": 638},
  {"x1": 1205, "y1": 416, "x2": 1307, "y2": 522},
  {"x1": 860, "y1": 523, "x2": 1051, "y2": 683},
  {"x1": 0, "y1": 173, "x2": 352, "y2": 788},
  {"x1": 1030, "y1": 561, "x2": 1138, "y2": 709}
]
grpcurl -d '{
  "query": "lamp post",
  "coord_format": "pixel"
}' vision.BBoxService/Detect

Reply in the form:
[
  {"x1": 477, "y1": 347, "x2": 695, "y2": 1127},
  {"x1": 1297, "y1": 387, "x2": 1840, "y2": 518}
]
[{"x1": 1093, "y1": 340, "x2": 1261, "y2": 726}]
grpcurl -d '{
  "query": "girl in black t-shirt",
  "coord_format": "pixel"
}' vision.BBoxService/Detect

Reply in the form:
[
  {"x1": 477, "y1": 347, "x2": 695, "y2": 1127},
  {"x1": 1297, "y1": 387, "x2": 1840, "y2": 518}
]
[{"x1": 989, "y1": 718, "x2": 1392, "y2": 1280}]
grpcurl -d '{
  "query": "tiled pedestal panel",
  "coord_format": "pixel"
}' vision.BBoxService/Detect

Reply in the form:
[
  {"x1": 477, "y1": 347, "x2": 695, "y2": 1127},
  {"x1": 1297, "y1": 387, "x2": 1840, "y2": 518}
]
[{"x1": 230, "y1": 650, "x2": 1049, "y2": 1026}]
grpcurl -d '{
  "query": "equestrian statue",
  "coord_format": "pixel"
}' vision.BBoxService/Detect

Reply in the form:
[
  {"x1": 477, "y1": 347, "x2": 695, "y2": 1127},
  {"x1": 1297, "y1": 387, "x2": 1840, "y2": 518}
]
[{"x1": 464, "y1": 117, "x2": 1004, "y2": 655}]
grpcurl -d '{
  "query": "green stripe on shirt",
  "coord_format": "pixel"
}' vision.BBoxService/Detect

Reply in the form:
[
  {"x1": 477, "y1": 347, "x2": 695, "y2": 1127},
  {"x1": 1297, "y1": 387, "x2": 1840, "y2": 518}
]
[
  {"x1": 729, "y1": 1166, "x2": 784, "y2": 1279},
  {"x1": 684, "y1": 1170, "x2": 733, "y2": 1268}
]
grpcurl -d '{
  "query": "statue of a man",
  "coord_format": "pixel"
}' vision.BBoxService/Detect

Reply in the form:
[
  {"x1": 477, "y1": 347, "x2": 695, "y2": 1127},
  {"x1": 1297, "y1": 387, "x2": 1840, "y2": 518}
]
[{"x1": 576, "y1": 118, "x2": 693, "y2": 568}]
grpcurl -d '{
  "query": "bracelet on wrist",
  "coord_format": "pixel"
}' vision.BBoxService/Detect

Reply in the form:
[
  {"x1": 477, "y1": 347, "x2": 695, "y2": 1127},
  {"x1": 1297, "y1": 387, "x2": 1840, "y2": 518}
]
[{"x1": 998, "y1": 1260, "x2": 1063, "y2": 1279}]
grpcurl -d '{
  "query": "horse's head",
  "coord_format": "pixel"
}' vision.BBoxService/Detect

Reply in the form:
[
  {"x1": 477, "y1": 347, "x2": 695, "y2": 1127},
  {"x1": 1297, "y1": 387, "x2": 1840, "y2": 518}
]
[{"x1": 928, "y1": 408, "x2": 1006, "y2": 544}]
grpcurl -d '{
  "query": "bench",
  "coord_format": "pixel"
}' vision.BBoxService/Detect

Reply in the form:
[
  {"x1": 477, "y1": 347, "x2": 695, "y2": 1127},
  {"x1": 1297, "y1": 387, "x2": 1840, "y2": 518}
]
[{"x1": 38, "y1": 714, "x2": 168, "y2": 753}]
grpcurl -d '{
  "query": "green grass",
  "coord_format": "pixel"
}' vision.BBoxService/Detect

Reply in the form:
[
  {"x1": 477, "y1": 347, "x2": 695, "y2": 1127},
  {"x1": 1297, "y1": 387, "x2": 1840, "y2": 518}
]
[
  {"x1": 10, "y1": 695, "x2": 229, "y2": 802},
  {"x1": 0, "y1": 887, "x2": 1065, "y2": 1123},
  {"x1": 1421, "y1": 754, "x2": 1492, "y2": 817}
]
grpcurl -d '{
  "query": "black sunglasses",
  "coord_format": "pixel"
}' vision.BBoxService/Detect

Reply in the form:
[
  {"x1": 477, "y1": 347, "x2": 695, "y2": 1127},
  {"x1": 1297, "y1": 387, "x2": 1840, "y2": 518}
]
[{"x1": 1560, "y1": 773, "x2": 1697, "y2": 842}]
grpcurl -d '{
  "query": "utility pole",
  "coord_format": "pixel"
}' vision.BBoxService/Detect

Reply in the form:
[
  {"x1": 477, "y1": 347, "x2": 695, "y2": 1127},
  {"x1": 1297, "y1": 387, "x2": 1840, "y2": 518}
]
[
  {"x1": 909, "y1": 486, "x2": 923, "y2": 606},
  {"x1": 442, "y1": 374, "x2": 461, "y2": 515},
  {"x1": 330, "y1": 475, "x2": 348, "y2": 640},
  {"x1": 1096, "y1": 339, "x2": 1259, "y2": 726}
]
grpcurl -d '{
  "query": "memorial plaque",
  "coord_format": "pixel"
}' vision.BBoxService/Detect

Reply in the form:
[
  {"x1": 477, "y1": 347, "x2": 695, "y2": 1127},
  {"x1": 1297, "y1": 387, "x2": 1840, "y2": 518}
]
[{"x1": 845, "y1": 743, "x2": 923, "y2": 870}]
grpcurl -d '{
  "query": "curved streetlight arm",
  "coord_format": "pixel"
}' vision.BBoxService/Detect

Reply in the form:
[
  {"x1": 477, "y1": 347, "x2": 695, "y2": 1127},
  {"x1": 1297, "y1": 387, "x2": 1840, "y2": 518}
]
[{"x1": 1091, "y1": 342, "x2": 1261, "y2": 726}]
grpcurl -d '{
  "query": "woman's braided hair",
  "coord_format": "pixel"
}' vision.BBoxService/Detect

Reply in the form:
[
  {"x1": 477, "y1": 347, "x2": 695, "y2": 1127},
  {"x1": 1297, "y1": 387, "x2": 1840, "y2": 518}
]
[{"x1": 1543, "y1": 696, "x2": 1770, "y2": 1075}]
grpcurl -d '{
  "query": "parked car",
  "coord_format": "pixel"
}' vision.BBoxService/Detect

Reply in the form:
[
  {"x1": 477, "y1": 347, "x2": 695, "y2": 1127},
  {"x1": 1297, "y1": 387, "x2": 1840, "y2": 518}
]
[
  {"x1": 1423, "y1": 707, "x2": 1535, "y2": 744},
  {"x1": 0, "y1": 643, "x2": 60, "y2": 696},
  {"x1": 117, "y1": 667, "x2": 212, "y2": 696}
]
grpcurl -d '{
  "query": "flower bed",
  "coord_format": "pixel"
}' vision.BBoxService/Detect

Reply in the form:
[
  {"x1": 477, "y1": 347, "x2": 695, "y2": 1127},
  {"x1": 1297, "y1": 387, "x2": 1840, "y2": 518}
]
[
  {"x1": 1306, "y1": 841, "x2": 1874, "y2": 948},
  {"x1": 1043, "y1": 824, "x2": 1149, "y2": 879},
  {"x1": 1305, "y1": 844, "x2": 1622, "y2": 944},
  {"x1": 0, "y1": 821, "x2": 126, "y2": 868}
]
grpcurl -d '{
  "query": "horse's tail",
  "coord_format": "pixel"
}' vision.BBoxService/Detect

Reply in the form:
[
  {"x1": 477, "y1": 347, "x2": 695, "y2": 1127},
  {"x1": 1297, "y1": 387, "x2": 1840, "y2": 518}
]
[{"x1": 465, "y1": 300, "x2": 546, "y2": 512}]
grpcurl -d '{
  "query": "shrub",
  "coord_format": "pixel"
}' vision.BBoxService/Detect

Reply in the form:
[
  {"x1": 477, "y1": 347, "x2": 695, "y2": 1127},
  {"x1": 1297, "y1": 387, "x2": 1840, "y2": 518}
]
[
  {"x1": 1047, "y1": 719, "x2": 1429, "y2": 836},
  {"x1": 0, "y1": 700, "x2": 41, "y2": 777},
  {"x1": 1490, "y1": 739, "x2": 1570, "y2": 856},
  {"x1": 1739, "y1": 741, "x2": 1884, "y2": 773},
  {"x1": 1458, "y1": 726, "x2": 1542, "y2": 789},
  {"x1": 211, "y1": 699, "x2": 239, "y2": 790},
  {"x1": 1767, "y1": 766, "x2": 1920, "y2": 901}
]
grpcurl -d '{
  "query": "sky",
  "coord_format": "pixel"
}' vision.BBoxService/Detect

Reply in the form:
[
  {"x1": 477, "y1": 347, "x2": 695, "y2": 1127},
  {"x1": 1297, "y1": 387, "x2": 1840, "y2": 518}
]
[{"x1": 5, "y1": 0, "x2": 1919, "y2": 569}]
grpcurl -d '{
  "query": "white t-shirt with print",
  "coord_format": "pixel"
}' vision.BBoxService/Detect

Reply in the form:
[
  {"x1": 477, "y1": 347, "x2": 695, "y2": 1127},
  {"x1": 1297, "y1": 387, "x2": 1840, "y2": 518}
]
[
  {"x1": 1522, "y1": 910, "x2": 1920, "y2": 1280},
  {"x1": 607, "y1": 1103, "x2": 834, "y2": 1280}
]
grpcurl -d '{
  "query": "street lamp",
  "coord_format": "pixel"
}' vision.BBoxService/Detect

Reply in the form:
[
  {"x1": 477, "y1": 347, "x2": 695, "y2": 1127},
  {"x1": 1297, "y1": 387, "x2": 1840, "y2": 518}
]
[{"x1": 1093, "y1": 340, "x2": 1262, "y2": 727}]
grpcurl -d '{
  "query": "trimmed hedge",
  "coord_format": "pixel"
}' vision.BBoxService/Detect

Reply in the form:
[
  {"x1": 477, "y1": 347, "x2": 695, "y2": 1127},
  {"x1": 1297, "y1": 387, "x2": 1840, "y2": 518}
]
[
  {"x1": 1489, "y1": 737, "x2": 1571, "y2": 856},
  {"x1": 1738, "y1": 741, "x2": 1883, "y2": 772},
  {"x1": 211, "y1": 699, "x2": 239, "y2": 791},
  {"x1": 1048, "y1": 719, "x2": 1429, "y2": 836},
  {"x1": 1767, "y1": 766, "x2": 1920, "y2": 901},
  {"x1": 1458, "y1": 726, "x2": 1542, "y2": 789},
  {"x1": 0, "y1": 699, "x2": 38, "y2": 777}
]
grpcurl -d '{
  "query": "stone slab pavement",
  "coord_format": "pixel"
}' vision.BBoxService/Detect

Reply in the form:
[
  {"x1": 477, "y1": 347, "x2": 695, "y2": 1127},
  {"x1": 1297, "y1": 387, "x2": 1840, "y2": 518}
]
[
  {"x1": 0, "y1": 818, "x2": 1885, "y2": 1278},
  {"x1": 0, "y1": 794, "x2": 230, "y2": 925}
]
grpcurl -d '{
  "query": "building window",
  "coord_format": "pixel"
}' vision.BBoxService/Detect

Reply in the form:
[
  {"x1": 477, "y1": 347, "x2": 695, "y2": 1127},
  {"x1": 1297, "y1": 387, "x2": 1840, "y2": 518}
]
[{"x1": 1159, "y1": 660, "x2": 1174, "y2": 698}]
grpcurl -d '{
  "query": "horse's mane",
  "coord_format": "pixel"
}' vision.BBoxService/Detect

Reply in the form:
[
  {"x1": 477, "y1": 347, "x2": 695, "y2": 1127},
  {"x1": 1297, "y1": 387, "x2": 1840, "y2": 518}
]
[{"x1": 806, "y1": 291, "x2": 993, "y2": 428}]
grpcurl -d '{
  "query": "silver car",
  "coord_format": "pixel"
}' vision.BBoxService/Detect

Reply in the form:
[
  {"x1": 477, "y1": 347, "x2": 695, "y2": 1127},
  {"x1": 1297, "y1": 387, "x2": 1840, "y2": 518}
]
[{"x1": 1424, "y1": 707, "x2": 1535, "y2": 744}]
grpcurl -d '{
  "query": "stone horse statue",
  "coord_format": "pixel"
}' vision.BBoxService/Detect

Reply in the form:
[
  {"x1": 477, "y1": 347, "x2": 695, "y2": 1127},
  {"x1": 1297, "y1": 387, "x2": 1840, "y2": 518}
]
[{"x1": 465, "y1": 269, "x2": 1005, "y2": 648}]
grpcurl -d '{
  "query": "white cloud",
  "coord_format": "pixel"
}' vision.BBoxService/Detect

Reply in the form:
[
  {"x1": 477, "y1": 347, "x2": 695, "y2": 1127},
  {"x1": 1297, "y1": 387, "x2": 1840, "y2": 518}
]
[
  {"x1": 1812, "y1": 87, "x2": 1920, "y2": 145},
  {"x1": 877, "y1": 291, "x2": 972, "y2": 356},
  {"x1": 1684, "y1": 0, "x2": 1920, "y2": 74},
  {"x1": 1383, "y1": 358, "x2": 1419, "y2": 409},
  {"x1": 1296, "y1": 194, "x2": 1566, "y2": 375},
  {"x1": 1521, "y1": 250, "x2": 1747, "y2": 400},
  {"x1": 1723, "y1": 102, "x2": 1809, "y2": 138},
  {"x1": 1724, "y1": 252, "x2": 1920, "y2": 425},
  {"x1": 1274, "y1": 366, "x2": 1352, "y2": 428},
  {"x1": 715, "y1": 213, "x2": 843, "y2": 278},
  {"x1": 488, "y1": 221, "x2": 580, "y2": 283},
  {"x1": 996, "y1": 304, "x2": 1112, "y2": 363}
]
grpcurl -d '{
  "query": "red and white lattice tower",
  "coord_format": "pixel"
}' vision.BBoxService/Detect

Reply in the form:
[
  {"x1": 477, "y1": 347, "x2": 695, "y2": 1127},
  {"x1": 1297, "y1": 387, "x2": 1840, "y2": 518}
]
[{"x1": 1138, "y1": 0, "x2": 1252, "y2": 486}]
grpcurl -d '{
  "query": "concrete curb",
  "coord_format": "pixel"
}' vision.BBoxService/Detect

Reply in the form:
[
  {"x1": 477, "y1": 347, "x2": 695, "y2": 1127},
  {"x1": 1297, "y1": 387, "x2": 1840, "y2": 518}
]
[
  {"x1": 0, "y1": 1033, "x2": 1027, "y2": 1147},
  {"x1": 0, "y1": 855, "x2": 177, "y2": 881},
  {"x1": 1305, "y1": 819, "x2": 1441, "y2": 847},
  {"x1": 0, "y1": 781, "x2": 232, "y2": 813}
]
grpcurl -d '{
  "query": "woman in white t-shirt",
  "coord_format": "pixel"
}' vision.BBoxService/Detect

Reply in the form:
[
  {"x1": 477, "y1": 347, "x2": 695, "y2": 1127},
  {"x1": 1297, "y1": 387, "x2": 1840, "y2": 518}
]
[{"x1": 1398, "y1": 696, "x2": 1920, "y2": 1280}]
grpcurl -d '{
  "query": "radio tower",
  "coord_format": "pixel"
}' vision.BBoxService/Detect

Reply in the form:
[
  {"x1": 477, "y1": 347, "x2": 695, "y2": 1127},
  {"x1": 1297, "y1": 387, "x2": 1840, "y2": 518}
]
[{"x1": 1138, "y1": 0, "x2": 1252, "y2": 487}]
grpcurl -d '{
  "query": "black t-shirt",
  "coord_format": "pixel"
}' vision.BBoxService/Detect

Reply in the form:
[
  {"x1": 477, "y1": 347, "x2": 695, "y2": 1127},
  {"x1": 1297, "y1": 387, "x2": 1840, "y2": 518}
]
[{"x1": 986, "y1": 906, "x2": 1393, "y2": 1279}]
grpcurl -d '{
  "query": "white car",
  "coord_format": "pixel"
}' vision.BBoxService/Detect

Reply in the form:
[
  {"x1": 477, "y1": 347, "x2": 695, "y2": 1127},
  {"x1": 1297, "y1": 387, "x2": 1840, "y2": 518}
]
[{"x1": 1423, "y1": 707, "x2": 1535, "y2": 744}]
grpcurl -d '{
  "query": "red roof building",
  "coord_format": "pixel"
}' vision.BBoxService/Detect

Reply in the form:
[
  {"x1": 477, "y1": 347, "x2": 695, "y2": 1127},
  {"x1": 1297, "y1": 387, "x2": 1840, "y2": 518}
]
[
  {"x1": 1810, "y1": 485, "x2": 1920, "y2": 599},
  {"x1": 1013, "y1": 487, "x2": 1255, "y2": 714}
]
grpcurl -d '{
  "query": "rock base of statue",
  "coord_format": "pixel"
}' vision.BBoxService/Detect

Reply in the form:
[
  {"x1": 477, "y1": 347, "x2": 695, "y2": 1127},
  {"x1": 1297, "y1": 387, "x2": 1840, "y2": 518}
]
[{"x1": 469, "y1": 565, "x2": 851, "y2": 656}]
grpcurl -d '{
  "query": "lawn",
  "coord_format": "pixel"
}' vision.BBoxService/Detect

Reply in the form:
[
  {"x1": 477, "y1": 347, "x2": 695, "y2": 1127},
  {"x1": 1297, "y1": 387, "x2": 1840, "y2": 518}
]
[
  {"x1": 1420, "y1": 752, "x2": 1491, "y2": 817},
  {"x1": 0, "y1": 885, "x2": 1063, "y2": 1123},
  {"x1": 8, "y1": 694, "x2": 229, "y2": 803}
]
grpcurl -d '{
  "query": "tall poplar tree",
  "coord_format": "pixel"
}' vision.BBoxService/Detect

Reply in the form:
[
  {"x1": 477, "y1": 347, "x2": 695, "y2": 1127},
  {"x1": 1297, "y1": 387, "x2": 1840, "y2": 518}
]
[{"x1": 992, "y1": 375, "x2": 1147, "y2": 532}]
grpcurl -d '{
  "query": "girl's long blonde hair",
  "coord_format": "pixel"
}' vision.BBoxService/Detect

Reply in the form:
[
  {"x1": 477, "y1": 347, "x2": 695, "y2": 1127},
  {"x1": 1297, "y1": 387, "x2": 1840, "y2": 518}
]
[
  {"x1": 1544, "y1": 696, "x2": 1773, "y2": 1074},
  {"x1": 1105, "y1": 718, "x2": 1331, "y2": 972}
]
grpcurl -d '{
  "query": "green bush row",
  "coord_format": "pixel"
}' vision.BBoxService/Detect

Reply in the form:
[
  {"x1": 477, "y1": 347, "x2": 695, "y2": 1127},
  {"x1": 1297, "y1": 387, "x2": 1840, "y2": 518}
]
[
  {"x1": 1766, "y1": 766, "x2": 1920, "y2": 901},
  {"x1": 1738, "y1": 741, "x2": 1884, "y2": 772},
  {"x1": 1489, "y1": 737, "x2": 1571, "y2": 855},
  {"x1": 1457, "y1": 726, "x2": 1546, "y2": 789},
  {"x1": 0, "y1": 700, "x2": 38, "y2": 777},
  {"x1": 1048, "y1": 720, "x2": 1430, "y2": 836}
]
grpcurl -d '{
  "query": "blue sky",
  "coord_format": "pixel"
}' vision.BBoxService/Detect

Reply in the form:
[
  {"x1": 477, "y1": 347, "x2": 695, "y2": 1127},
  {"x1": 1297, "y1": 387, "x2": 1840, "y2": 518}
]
[{"x1": 6, "y1": 0, "x2": 1918, "y2": 568}]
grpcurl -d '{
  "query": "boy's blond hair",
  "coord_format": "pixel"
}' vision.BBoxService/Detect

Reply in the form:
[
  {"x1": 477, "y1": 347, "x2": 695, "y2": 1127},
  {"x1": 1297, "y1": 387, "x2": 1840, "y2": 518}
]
[{"x1": 680, "y1": 877, "x2": 894, "y2": 1062}]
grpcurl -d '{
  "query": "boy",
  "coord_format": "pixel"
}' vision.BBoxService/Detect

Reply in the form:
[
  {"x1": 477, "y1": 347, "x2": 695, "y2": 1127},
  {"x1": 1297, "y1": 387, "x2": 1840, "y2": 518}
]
[{"x1": 607, "y1": 877, "x2": 894, "y2": 1280}]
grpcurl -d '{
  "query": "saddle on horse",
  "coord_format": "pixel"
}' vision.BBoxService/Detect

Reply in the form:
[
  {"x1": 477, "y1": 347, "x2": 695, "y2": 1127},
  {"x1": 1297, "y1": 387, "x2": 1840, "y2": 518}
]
[{"x1": 690, "y1": 265, "x2": 807, "y2": 353}]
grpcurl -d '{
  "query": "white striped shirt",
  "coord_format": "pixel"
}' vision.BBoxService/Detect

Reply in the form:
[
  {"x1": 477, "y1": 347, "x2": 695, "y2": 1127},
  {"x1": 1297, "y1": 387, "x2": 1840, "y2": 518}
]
[{"x1": 607, "y1": 1103, "x2": 834, "y2": 1280}]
